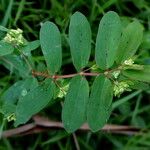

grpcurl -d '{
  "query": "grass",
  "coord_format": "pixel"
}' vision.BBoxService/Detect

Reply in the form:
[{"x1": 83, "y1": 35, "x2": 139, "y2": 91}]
[{"x1": 0, "y1": 0, "x2": 150, "y2": 149}]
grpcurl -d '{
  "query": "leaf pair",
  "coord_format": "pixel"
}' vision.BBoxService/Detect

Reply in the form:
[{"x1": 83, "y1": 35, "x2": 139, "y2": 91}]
[
  {"x1": 95, "y1": 12, "x2": 143, "y2": 68},
  {"x1": 40, "y1": 12, "x2": 91, "y2": 73},
  {"x1": 62, "y1": 75, "x2": 113, "y2": 133}
]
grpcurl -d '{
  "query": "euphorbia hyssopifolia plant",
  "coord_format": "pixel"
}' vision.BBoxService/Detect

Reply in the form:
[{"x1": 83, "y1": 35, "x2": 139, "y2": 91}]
[{"x1": 0, "y1": 11, "x2": 150, "y2": 133}]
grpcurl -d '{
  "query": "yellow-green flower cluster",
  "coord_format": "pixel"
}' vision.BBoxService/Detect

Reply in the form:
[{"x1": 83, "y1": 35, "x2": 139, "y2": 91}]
[
  {"x1": 113, "y1": 81, "x2": 133, "y2": 97},
  {"x1": 123, "y1": 58, "x2": 134, "y2": 66},
  {"x1": 112, "y1": 70, "x2": 121, "y2": 79},
  {"x1": 122, "y1": 58, "x2": 143, "y2": 70},
  {"x1": 58, "y1": 84, "x2": 69, "y2": 98},
  {"x1": 3, "y1": 28, "x2": 26, "y2": 46}
]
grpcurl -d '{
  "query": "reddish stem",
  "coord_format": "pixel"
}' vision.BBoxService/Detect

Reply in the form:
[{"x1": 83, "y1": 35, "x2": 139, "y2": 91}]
[
  {"x1": 32, "y1": 71, "x2": 101, "y2": 79},
  {"x1": 82, "y1": 72, "x2": 100, "y2": 76}
]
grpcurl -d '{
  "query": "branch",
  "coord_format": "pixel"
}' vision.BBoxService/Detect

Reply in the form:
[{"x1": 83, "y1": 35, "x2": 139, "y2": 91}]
[{"x1": 1, "y1": 115, "x2": 141, "y2": 138}]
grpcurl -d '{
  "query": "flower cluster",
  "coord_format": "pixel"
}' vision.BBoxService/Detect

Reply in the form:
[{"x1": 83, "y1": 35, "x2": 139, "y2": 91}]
[
  {"x1": 123, "y1": 58, "x2": 134, "y2": 66},
  {"x1": 113, "y1": 81, "x2": 133, "y2": 97},
  {"x1": 122, "y1": 58, "x2": 143, "y2": 70},
  {"x1": 112, "y1": 70, "x2": 121, "y2": 79},
  {"x1": 3, "y1": 28, "x2": 26, "y2": 46},
  {"x1": 58, "y1": 84, "x2": 69, "y2": 98}
]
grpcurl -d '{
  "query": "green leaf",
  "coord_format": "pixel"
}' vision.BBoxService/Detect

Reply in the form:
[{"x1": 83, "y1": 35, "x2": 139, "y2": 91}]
[
  {"x1": 0, "y1": 41, "x2": 14, "y2": 56},
  {"x1": 22, "y1": 40, "x2": 40, "y2": 56},
  {"x1": 1, "y1": 77, "x2": 38, "y2": 104},
  {"x1": 42, "y1": 131, "x2": 70, "y2": 145},
  {"x1": 62, "y1": 75, "x2": 89, "y2": 132},
  {"x1": 1, "y1": 103, "x2": 16, "y2": 119},
  {"x1": 40, "y1": 21, "x2": 62, "y2": 74},
  {"x1": 122, "y1": 65, "x2": 150, "y2": 83},
  {"x1": 2, "y1": 80, "x2": 23, "y2": 104},
  {"x1": 15, "y1": 79, "x2": 55, "y2": 126},
  {"x1": 130, "y1": 81, "x2": 150, "y2": 90},
  {"x1": 116, "y1": 20, "x2": 143, "y2": 63},
  {"x1": 1, "y1": 77, "x2": 38, "y2": 120},
  {"x1": 69, "y1": 12, "x2": 91, "y2": 71},
  {"x1": 2, "y1": 55, "x2": 30, "y2": 78},
  {"x1": 141, "y1": 31, "x2": 150, "y2": 49},
  {"x1": 95, "y1": 11, "x2": 121, "y2": 70},
  {"x1": 87, "y1": 75, "x2": 113, "y2": 132},
  {"x1": 0, "y1": 26, "x2": 8, "y2": 32},
  {"x1": 112, "y1": 90, "x2": 142, "y2": 110}
]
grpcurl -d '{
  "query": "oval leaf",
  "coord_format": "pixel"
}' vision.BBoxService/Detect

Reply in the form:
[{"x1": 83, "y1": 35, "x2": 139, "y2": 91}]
[
  {"x1": 15, "y1": 79, "x2": 55, "y2": 126},
  {"x1": 69, "y1": 12, "x2": 91, "y2": 71},
  {"x1": 62, "y1": 75, "x2": 89, "y2": 132},
  {"x1": 40, "y1": 21, "x2": 62, "y2": 74},
  {"x1": 87, "y1": 75, "x2": 113, "y2": 132},
  {"x1": 122, "y1": 65, "x2": 150, "y2": 83},
  {"x1": 0, "y1": 41, "x2": 14, "y2": 56},
  {"x1": 95, "y1": 11, "x2": 121, "y2": 70},
  {"x1": 116, "y1": 21, "x2": 143, "y2": 63}
]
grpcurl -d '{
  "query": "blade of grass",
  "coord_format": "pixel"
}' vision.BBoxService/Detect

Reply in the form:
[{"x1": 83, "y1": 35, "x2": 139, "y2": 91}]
[
  {"x1": 14, "y1": 0, "x2": 26, "y2": 25},
  {"x1": 2, "y1": 138, "x2": 13, "y2": 150},
  {"x1": 131, "y1": 94, "x2": 142, "y2": 124},
  {"x1": 112, "y1": 90, "x2": 142, "y2": 110},
  {"x1": 1, "y1": 0, "x2": 14, "y2": 26},
  {"x1": 42, "y1": 131, "x2": 70, "y2": 145}
]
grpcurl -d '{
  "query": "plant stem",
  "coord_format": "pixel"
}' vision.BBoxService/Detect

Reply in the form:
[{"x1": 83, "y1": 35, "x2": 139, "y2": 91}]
[{"x1": 32, "y1": 71, "x2": 101, "y2": 79}]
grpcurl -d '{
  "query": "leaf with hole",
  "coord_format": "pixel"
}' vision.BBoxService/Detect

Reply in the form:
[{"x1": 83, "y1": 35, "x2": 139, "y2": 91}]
[
  {"x1": 62, "y1": 75, "x2": 89, "y2": 132},
  {"x1": 1, "y1": 77, "x2": 38, "y2": 120},
  {"x1": 1, "y1": 77, "x2": 38, "y2": 104},
  {"x1": 15, "y1": 79, "x2": 55, "y2": 126},
  {"x1": 69, "y1": 12, "x2": 91, "y2": 71}
]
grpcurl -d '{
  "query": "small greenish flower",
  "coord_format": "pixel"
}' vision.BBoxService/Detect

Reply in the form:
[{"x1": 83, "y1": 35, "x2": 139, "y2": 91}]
[
  {"x1": 113, "y1": 81, "x2": 134, "y2": 97},
  {"x1": 6, "y1": 113, "x2": 16, "y2": 122},
  {"x1": 123, "y1": 58, "x2": 134, "y2": 66},
  {"x1": 112, "y1": 70, "x2": 121, "y2": 79},
  {"x1": 3, "y1": 28, "x2": 26, "y2": 46},
  {"x1": 122, "y1": 58, "x2": 144, "y2": 70},
  {"x1": 58, "y1": 84, "x2": 69, "y2": 98}
]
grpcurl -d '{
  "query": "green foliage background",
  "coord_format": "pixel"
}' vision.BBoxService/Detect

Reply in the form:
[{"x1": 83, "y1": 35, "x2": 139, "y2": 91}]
[{"x1": 0, "y1": 0, "x2": 150, "y2": 149}]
